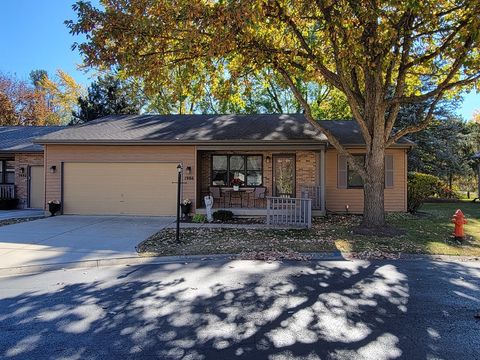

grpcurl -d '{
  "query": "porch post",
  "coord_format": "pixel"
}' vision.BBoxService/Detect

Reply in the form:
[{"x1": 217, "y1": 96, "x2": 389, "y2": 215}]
[{"x1": 320, "y1": 148, "x2": 326, "y2": 214}]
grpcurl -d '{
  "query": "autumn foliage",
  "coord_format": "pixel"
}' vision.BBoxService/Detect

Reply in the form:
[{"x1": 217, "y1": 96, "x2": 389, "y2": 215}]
[{"x1": 68, "y1": 1, "x2": 480, "y2": 227}]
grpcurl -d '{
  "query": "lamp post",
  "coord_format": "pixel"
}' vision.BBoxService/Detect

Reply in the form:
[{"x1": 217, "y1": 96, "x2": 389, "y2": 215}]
[{"x1": 176, "y1": 164, "x2": 183, "y2": 243}]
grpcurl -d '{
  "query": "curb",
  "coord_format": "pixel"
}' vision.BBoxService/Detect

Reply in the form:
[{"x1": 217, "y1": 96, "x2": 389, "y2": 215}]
[
  {"x1": 0, "y1": 252, "x2": 345, "y2": 277},
  {"x1": 0, "y1": 252, "x2": 478, "y2": 277}
]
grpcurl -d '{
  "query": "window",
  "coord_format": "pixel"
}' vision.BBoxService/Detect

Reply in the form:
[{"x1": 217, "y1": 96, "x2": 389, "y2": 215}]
[
  {"x1": 0, "y1": 160, "x2": 15, "y2": 184},
  {"x1": 347, "y1": 155, "x2": 365, "y2": 188},
  {"x1": 212, "y1": 155, "x2": 228, "y2": 186},
  {"x1": 229, "y1": 155, "x2": 245, "y2": 184},
  {"x1": 246, "y1": 156, "x2": 262, "y2": 186},
  {"x1": 338, "y1": 154, "x2": 395, "y2": 189},
  {"x1": 211, "y1": 155, "x2": 263, "y2": 186}
]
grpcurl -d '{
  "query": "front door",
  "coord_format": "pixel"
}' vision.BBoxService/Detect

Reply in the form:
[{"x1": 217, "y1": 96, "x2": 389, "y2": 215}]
[{"x1": 273, "y1": 155, "x2": 295, "y2": 197}]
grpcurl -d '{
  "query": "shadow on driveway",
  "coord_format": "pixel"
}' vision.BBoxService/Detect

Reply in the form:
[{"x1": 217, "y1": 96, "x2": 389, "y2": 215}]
[
  {"x1": 0, "y1": 215, "x2": 175, "y2": 269},
  {"x1": 0, "y1": 258, "x2": 478, "y2": 359}
]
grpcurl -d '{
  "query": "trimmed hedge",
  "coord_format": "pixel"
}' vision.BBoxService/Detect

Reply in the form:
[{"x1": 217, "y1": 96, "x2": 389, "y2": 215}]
[{"x1": 213, "y1": 210, "x2": 234, "y2": 222}]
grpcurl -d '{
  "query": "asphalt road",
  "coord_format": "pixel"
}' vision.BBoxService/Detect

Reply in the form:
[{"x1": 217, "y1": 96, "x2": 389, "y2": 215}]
[{"x1": 0, "y1": 258, "x2": 479, "y2": 359}]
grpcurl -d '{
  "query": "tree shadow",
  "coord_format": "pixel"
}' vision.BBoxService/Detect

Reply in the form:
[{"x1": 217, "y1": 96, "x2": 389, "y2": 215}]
[{"x1": 0, "y1": 259, "x2": 479, "y2": 359}]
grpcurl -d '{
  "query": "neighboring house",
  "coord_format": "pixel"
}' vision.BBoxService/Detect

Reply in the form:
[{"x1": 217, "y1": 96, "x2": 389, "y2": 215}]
[
  {"x1": 34, "y1": 114, "x2": 413, "y2": 216},
  {"x1": 0, "y1": 126, "x2": 66, "y2": 208}
]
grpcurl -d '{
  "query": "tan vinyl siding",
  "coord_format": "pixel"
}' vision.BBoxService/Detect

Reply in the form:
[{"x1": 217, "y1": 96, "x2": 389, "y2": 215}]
[
  {"x1": 325, "y1": 148, "x2": 407, "y2": 213},
  {"x1": 45, "y1": 145, "x2": 196, "y2": 213}
]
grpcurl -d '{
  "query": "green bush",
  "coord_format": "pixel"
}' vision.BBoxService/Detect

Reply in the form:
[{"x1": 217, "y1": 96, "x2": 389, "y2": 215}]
[
  {"x1": 407, "y1": 172, "x2": 442, "y2": 213},
  {"x1": 191, "y1": 214, "x2": 206, "y2": 223},
  {"x1": 213, "y1": 210, "x2": 234, "y2": 222}
]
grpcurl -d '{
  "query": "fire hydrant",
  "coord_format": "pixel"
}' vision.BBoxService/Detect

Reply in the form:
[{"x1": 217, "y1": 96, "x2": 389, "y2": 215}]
[{"x1": 452, "y1": 209, "x2": 467, "y2": 240}]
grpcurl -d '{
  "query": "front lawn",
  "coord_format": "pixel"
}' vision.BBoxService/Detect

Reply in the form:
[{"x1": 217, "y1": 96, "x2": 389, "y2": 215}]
[{"x1": 137, "y1": 201, "x2": 480, "y2": 257}]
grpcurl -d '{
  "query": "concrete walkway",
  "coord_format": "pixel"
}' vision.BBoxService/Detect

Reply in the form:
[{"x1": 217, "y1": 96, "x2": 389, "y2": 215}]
[
  {"x1": 0, "y1": 215, "x2": 174, "y2": 271},
  {"x1": 0, "y1": 209, "x2": 44, "y2": 220}
]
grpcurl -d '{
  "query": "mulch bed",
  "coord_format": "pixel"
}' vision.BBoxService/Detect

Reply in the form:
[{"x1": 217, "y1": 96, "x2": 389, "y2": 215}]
[{"x1": 0, "y1": 216, "x2": 45, "y2": 228}]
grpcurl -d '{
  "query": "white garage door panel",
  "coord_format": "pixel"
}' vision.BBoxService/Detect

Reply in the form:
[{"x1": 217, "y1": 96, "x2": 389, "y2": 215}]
[{"x1": 63, "y1": 162, "x2": 178, "y2": 216}]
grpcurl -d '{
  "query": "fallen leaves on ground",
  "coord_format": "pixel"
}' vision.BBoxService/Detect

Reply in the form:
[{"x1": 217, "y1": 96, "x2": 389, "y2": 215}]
[
  {"x1": 137, "y1": 204, "x2": 480, "y2": 258},
  {"x1": 346, "y1": 251, "x2": 401, "y2": 260},
  {"x1": 236, "y1": 250, "x2": 312, "y2": 261}
]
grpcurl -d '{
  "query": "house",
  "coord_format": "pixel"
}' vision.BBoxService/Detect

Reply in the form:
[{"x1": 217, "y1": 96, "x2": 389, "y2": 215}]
[
  {"x1": 0, "y1": 126, "x2": 65, "y2": 208},
  {"x1": 34, "y1": 114, "x2": 412, "y2": 217}
]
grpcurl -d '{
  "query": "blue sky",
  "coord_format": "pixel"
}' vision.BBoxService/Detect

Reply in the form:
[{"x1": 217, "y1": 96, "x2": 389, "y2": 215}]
[
  {"x1": 0, "y1": 1, "x2": 479, "y2": 120},
  {"x1": 0, "y1": 1, "x2": 95, "y2": 85}
]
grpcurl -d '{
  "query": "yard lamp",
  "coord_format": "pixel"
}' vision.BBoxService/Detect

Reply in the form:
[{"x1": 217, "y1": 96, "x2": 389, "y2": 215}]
[{"x1": 176, "y1": 164, "x2": 183, "y2": 243}]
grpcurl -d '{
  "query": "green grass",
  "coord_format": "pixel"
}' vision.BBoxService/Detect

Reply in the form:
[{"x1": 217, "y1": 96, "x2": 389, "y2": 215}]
[{"x1": 137, "y1": 201, "x2": 480, "y2": 257}]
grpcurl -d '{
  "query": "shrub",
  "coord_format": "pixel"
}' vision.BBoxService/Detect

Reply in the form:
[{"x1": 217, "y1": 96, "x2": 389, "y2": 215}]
[
  {"x1": 0, "y1": 198, "x2": 19, "y2": 210},
  {"x1": 213, "y1": 210, "x2": 234, "y2": 222},
  {"x1": 437, "y1": 186, "x2": 460, "y2": 200},
  {"x1": 407, "y1": 172, "x2": 442, "y2": 213},
  {"x1": 192, "y1": 214, "x2": 206, "y2": 223}
]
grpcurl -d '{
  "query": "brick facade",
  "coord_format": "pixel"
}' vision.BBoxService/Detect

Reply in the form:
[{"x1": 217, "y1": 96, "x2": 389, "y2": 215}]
[
  {"x1": 14, "y1": 153, "x2": 44, "y2": 208},
  {"x1": 198, "y1": 150, "x2": 319, "y2": 208}
]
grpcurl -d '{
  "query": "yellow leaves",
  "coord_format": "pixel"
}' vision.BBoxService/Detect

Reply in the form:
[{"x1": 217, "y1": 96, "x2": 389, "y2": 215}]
[
  {"x1": 37, "y1": 69, "x2": 84, "y2": 124},
  {"x1": 472, "y1": 110, "x2": 480, "y2": 124}
]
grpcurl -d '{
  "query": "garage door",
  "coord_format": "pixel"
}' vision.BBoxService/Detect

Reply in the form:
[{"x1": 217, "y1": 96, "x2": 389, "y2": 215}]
[{"x1": 63, "y1": 162, "x2": 178, "y2": 216}]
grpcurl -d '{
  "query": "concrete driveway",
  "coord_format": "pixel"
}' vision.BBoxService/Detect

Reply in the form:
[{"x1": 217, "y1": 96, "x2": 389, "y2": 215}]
[{"x1": 0, "y1": 215, "x2": 174, "y2": 270}]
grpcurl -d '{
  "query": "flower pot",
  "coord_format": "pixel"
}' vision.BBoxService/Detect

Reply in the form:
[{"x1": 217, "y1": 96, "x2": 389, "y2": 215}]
[
  {"x1": 233, "y1": 185, "x2": 240, "y2": 191},
  {"x1": 48, "y1": 202, "x2": 61, "y2": 216},
  {"x1": 180, "y1": 203, "x2": 191, "y2": 218}
]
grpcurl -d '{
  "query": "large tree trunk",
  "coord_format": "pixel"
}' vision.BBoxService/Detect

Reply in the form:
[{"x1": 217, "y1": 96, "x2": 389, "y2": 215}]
[{"x1": 362, "y1": 140, "x2": 386, "y2": 228}]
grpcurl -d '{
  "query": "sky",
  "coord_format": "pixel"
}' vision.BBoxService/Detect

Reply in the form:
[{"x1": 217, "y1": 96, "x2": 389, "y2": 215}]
[
  {"x1": 0, "y1": 1, "x2": 95, "y2": 85},
  {"x1": 0, "y1": 1, "x2": 479, "y2": 120}
]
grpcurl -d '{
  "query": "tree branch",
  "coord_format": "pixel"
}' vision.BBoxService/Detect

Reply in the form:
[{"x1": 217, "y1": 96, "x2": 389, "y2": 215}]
[
  {"x1": 269, "y1": 0, "x2": 344, "y2": 90},
  {"x1": 396, "y1": 35, "x2": 477, "y2": 104},
  {"x1": 387, "y1": 93, "x2": 443, "y2": 146},
  {"x1": 403, "y1": 19, "x2": 470, "y2": 69},
  {"x1": 276, "y1": 66, "x2": 367, "y2": 178}
]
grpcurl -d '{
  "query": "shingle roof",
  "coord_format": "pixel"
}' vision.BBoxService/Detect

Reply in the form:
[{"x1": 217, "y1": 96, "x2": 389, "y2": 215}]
[
  {"x1": 319, "y1": 120, "x2": 413, "y2": 146},
  {"x1": 36, "y1": 114, "x2": 327, "y2": 143},
  {"x1": 34, "y1": 114, "x2": 413, "y2": 147},
  {"x1": 0, "y1": 126, "x2": 66, "y2": 153}
]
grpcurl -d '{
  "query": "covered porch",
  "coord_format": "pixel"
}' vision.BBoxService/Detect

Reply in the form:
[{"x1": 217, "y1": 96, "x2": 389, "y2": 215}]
[
  {"x1": 195, "y1": 145, "x2": 325, "y2": 217},
  {"x1": 0, "y1": 156, "x2": 16, "y2": 200}
]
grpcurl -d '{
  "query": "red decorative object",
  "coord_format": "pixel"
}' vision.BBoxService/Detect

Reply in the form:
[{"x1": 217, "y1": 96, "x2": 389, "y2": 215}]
[
  {"x1": 230, "y1": 178, "x2": 243, "y2": 186},
  {"x1": 451, "y1": 209, "x2": 467, "y2": 240}
]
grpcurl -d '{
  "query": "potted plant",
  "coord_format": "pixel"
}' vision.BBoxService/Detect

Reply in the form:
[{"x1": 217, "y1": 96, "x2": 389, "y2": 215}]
[
  {"x1": 48, "y1": 200, "x2": 61, "y2": 216},
  {"x1": 230, "y1": 178, "x2": 243, "y2": 191},
  {"x1": 180, "y1": 198, "x2": 192, "y2": 219}
]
